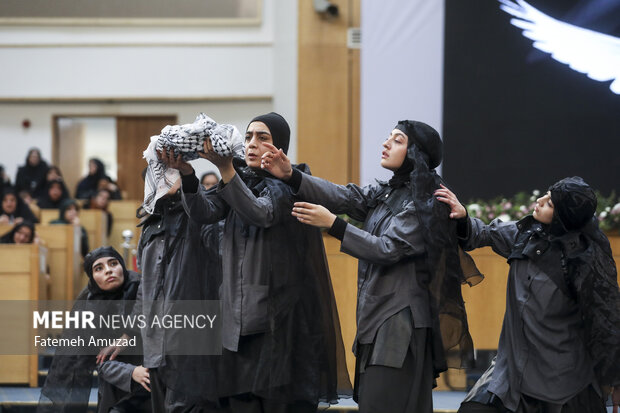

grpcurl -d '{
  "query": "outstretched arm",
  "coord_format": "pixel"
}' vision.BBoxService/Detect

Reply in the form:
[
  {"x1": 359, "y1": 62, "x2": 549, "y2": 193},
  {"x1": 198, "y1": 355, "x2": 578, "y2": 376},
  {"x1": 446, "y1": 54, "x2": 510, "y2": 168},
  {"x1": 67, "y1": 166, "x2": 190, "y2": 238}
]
[{"x1": 435, "y1": 184, "x2": 517, "y2": 257}]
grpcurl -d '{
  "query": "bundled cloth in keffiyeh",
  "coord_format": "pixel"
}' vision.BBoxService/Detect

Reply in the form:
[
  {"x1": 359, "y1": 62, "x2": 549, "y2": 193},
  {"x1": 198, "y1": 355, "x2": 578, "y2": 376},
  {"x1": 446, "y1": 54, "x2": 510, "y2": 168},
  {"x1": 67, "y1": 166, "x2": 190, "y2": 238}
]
[{"x1": 142, "y1": 113, "x2": 244, "y2": 214}]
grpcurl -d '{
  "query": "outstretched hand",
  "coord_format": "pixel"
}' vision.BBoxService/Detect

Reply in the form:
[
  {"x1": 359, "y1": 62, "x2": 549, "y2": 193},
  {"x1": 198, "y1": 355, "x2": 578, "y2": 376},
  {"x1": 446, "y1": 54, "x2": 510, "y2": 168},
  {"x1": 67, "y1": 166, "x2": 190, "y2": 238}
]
[
  {"x1": 292, "y1": 202, "x2": 336, "y2": 228},
  {"x1": 261, "y1": 142, "x2": 293, "y2": 180},
  {"x1": 434, "y1": 184, "x2": 467, "y2": 219},
  {"x1": 157, "y1": 146, "x2": 193, "y2": 176}
]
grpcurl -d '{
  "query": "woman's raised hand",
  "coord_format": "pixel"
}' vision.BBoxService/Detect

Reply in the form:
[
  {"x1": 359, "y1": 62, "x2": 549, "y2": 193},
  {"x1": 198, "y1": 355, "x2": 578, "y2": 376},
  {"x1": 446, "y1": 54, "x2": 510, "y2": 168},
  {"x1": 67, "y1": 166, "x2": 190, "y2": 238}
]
[
  {"x1": 292, "y1": 202, "x2": 336, "y2": 228},
  {"x1": 261, "y1": 142, "x2": 292, "y2": 180},
  {"x1": 434, "y1": 184, "x2": 467, "y2": 219}
]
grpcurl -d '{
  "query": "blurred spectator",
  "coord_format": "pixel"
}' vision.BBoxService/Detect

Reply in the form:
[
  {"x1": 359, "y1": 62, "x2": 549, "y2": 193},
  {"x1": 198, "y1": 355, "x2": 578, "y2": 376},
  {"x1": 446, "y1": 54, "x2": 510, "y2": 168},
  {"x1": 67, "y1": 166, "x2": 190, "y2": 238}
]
[
  {"x1": 76, "y1": 158, "x2": 120, "y2": 200},
  {"x1": 200, "y1": 171, "x2": 219, "y2": 190},
  {"x1": 97, "y1": 176, "x2": 122, "y2": 200},
  {"x1": 18, "y1": 189, "x2": 41, "y2": 222},
  {"x1": 0, "y1": 188, "x2": 38, "y2": 224},
  {"x1": 0, "y1": 164, "x2": 11, "y2": 194},
  {"x1": 50, "y1": 199, "x2": 89, "y2": 257},
  {"x1": 15, "y1": 148, "x2": 49, "y2": 198},
  {"x1": 83, "y1": 188, "x2": 113, "y2": 236},
  {"x1": 0, "y1": 221, "x2": 36, "y2": 244},
  {"x1": 37, "y1": 178, "x2": 70, "y2": 209}
]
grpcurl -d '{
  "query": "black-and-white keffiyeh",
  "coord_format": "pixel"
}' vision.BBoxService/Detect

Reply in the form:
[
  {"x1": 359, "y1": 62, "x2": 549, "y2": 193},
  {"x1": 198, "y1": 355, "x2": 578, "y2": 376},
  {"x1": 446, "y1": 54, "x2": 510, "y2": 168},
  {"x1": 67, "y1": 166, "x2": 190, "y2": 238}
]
[{"x1": 142, "y1": 113, "x2": 244, "y2": 214}]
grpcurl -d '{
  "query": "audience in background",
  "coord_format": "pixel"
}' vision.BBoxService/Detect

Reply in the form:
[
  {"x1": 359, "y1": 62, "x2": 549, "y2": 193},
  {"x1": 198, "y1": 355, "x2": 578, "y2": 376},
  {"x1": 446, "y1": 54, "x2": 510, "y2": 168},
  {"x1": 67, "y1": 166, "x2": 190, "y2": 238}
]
[
  {"x1": 0, "y1": 221, "x2": 36, "y2": 244},
  {"x1": 200, "y1": 171, "x2": 219, "y2": 190},
  {"x1": 15, "y1": 148, "x2": 49, "y2": 198},
  {"x1": 83, "y1": 188, "x2": 113, "y2": 236},
  {"x1": 50, "y1": 199, "x2": 90, "y2": 257},
  {"x1": 37, "y1": 179, "x2": 70, "y2": 209},
  {"x1": 76, "y1": 158, "x2": 116, "y2": 200},
  {"x1": 0, "y1": 187, "x2": 38, "y2": 224}
]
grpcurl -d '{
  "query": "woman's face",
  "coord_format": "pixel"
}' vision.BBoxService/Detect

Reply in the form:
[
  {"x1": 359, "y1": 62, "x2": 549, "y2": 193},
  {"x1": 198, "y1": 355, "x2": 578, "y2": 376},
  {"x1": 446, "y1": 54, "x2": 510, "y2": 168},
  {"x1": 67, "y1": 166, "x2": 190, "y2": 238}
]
[
  {"x1": 2, "y1": 194, "x2": 17, "y2": 214},
  {"x1": 28, "y1": 150, "x2": 40, "y2": 167},
  {"x1": 13, "y1": 225, "x2": 33, "y2": 244},
  {"x1": 380, "y1": 129, "x2": 409, "y2": 171},
  {"x1": 91, "y1": 256, "x2": 124, "y2": 291},
  {"x1": 245, "y1": 121, "x2": 274, "y2": 169},
  {"x1": 48, "y1": 183, "x2": 63, "y2": 201},
  {"x1": 533, "y1": 191, "x2": 555, "y2": 224},
  {"x1": 93, "y1": 190, "x2": 110, "y2": 209},
  {"x1": 201, "y1": 174, "x2": 218, "y2": 190},
  {"x1": 47, "y1": 168, "x2": 61, "y2": 181},
  {"x1": 89, "y1": 160, "x2": 98, "y2": 175},
  {"x1": 64, "y1": 204, "x2": 78, "y2": 222}
]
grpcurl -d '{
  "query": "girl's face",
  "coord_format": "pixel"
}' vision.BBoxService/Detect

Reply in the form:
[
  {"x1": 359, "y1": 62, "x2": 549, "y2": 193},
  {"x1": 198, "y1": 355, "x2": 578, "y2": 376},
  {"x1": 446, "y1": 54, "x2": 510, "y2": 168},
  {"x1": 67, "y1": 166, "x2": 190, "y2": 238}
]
[
  {"x1": 2, "y1": 194, "x2": 17, "y2": 214},
  {"x1": 14, "y1": 225, "x2": 33, "y2": 244},
  {"x1": 244, "y1": 121, "x2": 274, "y2": 169},
  {"x1": 48, "y1": 183, "x2": 63, "y2": 201},
  {"x1": 64, "y1": 204, "x2": 78, "y2": 222},
  {"x1": 380, "y1": 129, "x2": 409, "y2": 171},
  {"x1": 47, "y1": 168, "x2": 61, "y2": 181},
  {"x1": 93, "y1": 190, "x2": 110, "y2": 209},
  {"x1": 91, "y1": 256, "x2": 124, "y2": 291},
  {"x1": 28, "y1": 150, "x2": 40, "y2": 167},
  {"x1": 533, "y1": 191, "x2": 555, "y2": 224},
  {"x1": 89, "y1": 160, "x2": 98, "y2": 175}
]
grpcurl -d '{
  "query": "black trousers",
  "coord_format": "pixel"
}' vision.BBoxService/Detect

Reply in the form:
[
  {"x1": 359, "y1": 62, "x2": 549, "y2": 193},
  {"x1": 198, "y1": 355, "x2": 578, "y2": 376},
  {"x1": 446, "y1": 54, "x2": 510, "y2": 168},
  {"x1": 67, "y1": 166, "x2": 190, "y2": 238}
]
[
  {"x1": 150, "y1": 368, "x2": 220, "y2": 413},
  {"x1": 458, "y1": 385, "x2": 606, "y2": 413},
  {"x1": 355, "y1": 329, "x2": 434, "y2": 413},
  {"x1": 222, "y1": 394, "x2": 317, "y2": 413}
]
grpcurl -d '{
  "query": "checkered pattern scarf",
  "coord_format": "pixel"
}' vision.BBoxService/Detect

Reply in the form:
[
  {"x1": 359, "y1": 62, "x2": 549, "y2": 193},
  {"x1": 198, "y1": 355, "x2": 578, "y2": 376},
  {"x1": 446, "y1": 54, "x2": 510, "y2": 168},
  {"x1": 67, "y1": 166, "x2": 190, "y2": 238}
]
[{"x1": 142, "y1": 113, "x2": 244, "y2": 214}]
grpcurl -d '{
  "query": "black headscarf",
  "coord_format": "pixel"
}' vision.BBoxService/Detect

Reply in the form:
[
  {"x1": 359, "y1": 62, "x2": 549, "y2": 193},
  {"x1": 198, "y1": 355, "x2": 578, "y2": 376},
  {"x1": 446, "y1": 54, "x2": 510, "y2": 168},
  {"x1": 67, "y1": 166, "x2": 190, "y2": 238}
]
[
  {"x1": 1, "y1": 187, "x2": 38, "y2": 223},
  {"x1": 37, "y1": 179, "x2": 70, "y2": 209},
  {"x1": 388, "y1": 119, "x2": 479, "y2": 375},
  {"x1": 248, "y1": 112, "x2": 291, "y2": 155},
  {"x1": 0, "y1": 221, "x2": 35, "y2": 244},
  {"x1": 76, "y1": 158, "x2": 108, "y2": 200},
  {"x1": 545, "y1": 178, "x2": 619, "y2": 390},
  {"x1": 83, "y1": 246, "x2": 135, "y2": 300},
  {"x1": 549, "y1": 176, "x2": 597, "y2": 235},
  {"x1": 16, "y1": 148, "x2": 49, "y2": 197}
]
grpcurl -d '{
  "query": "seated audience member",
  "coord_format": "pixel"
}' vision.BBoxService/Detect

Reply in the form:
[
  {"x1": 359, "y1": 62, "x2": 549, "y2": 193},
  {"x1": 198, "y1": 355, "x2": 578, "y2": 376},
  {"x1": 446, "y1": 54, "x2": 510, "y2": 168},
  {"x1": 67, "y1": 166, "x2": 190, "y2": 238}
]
[
  {"x1": 0, "y1": 187, "x2": 38, "y2": 224},
  {"x1": 50, "y1": 199, "x2": 90, "y2": 257},
  {"x1": 98, "y1": 176, "x2": 123, "y2": 200},
  {"x1": 15, "y1": 148, "x2": 49, "y2": 198},
  {"x1": 0, "y1": 221, "x2": 36, "y2": 244},
  {"x1": 200, "y1": 171, "x2": 219, "y2": 190},
  {"x1": 83, "y1": 188, "x2": 113, "y2": 236},
  {"x1": 37, "y1": 178, "x2": 70, "y2": 209},
  {"x1": 76, "y1": 158, "x2": 115, "y2": 200}
]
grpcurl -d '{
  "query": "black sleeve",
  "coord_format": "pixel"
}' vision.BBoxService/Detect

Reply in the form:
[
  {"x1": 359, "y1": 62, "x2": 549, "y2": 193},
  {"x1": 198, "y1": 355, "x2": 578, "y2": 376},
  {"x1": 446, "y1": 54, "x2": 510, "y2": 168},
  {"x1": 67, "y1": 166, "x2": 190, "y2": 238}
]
[
  {"x1": 181, "y1": 171, "x2": 200, "y2": 194},
  {"x1": 327, "y1": 216, "x2": 347, "y2": 241},
  {"x1": 285, "y1": 168, "x2": 303, "y2": 193}
]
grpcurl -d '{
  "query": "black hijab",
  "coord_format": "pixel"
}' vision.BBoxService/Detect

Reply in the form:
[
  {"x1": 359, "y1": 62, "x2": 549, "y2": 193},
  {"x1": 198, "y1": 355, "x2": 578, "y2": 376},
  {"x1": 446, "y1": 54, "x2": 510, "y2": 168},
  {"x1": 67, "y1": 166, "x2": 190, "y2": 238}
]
[
  {"x1": 0, "y1": 221, "x2": 35, "y2": 244},
  {"x1": 247, "y1": 112, "x2": 291, "y2": 155},
  {"x1": 1, "y1": 187, "x2": 38, "y2": 223}
]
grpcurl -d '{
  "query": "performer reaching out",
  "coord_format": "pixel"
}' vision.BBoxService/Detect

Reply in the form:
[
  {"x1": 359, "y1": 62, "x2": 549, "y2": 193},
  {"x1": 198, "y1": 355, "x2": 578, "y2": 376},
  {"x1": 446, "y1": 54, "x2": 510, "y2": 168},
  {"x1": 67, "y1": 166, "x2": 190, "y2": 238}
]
[
  {"x1": 262, "y1": 120, "x2": 479, "y2": 413},
  {"x1": 435, "y1": 177, "x2": 620, "y2": 413}
]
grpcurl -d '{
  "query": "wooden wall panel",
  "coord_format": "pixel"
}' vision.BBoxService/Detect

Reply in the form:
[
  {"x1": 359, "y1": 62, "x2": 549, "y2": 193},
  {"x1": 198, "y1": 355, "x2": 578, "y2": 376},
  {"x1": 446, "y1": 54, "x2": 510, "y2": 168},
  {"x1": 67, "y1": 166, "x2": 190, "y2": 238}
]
[
  {"x1": 298, "y1": 0, "x2": 360, "y2": 185},
  {"x1": 116, "y1": 115, "x2": 177, "y2": 201}
]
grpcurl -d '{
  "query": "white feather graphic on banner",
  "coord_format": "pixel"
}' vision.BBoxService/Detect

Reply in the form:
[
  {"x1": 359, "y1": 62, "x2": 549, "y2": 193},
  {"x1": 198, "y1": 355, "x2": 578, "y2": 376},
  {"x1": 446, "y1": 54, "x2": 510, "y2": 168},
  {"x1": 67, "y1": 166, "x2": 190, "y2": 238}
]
[{"x1": 499, "y1": 0, "x2": 620, "y2": 94}]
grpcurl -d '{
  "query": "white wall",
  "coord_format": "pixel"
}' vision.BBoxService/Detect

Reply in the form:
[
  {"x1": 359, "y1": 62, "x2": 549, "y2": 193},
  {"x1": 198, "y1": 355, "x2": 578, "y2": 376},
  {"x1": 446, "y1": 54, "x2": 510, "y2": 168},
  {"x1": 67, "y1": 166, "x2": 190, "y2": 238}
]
[
  {"x1": 360, "y1": 0, "x2": 444, "y2": 185},
  {"x1": 0, "y1": 0, "x2": 298, "y2": 183}
]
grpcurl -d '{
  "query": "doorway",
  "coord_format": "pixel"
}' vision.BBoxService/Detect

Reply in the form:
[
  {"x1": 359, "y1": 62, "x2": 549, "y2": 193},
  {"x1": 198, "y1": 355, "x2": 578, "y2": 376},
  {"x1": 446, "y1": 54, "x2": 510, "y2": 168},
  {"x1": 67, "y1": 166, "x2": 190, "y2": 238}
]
[{"x1": 52, "y1": 114, "x2": 177, "y2": 201}]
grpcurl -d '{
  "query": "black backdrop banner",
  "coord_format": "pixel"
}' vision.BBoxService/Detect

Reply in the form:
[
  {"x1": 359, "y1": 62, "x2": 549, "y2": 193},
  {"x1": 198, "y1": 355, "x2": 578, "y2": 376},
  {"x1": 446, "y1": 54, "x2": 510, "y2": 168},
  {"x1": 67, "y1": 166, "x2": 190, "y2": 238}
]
[{"x1": 443, "y1": 0, "x2": 620, "y2": 201}]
